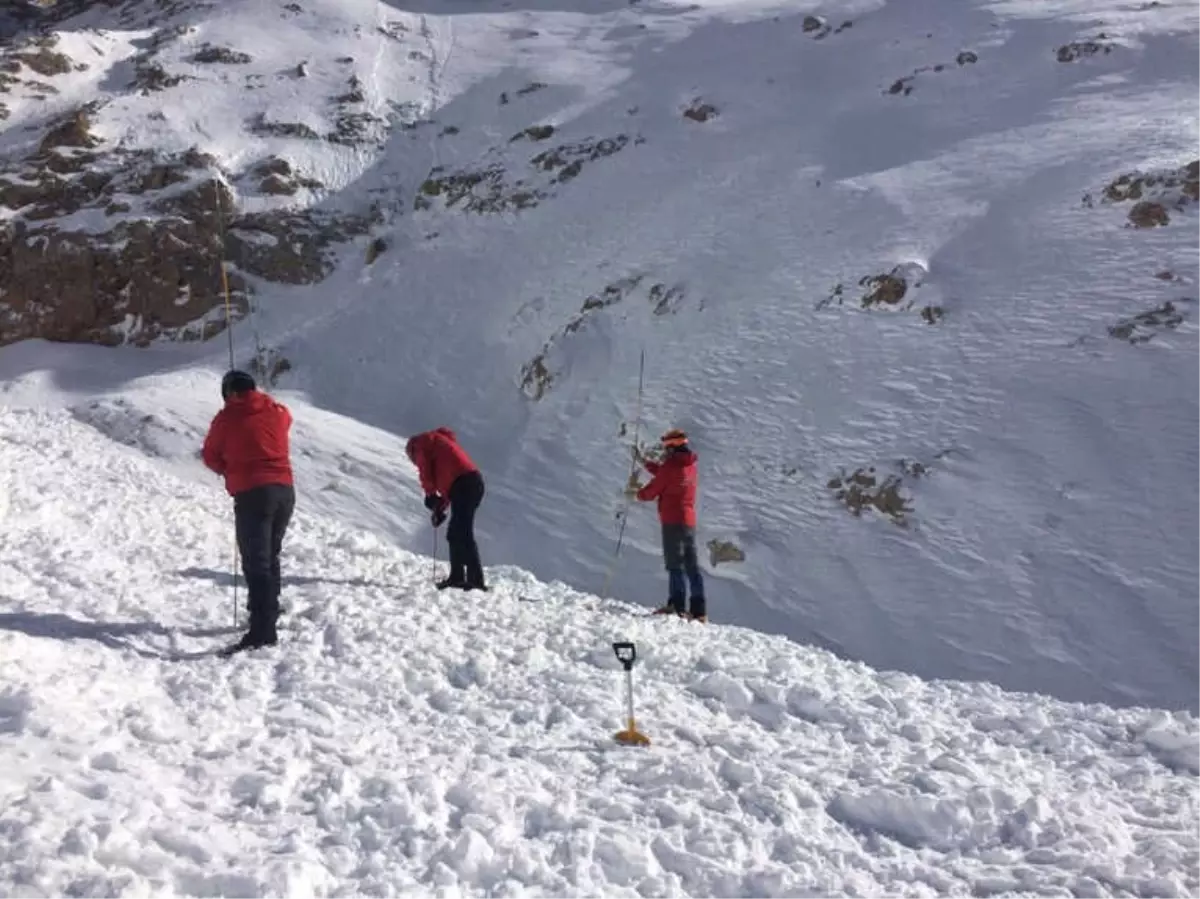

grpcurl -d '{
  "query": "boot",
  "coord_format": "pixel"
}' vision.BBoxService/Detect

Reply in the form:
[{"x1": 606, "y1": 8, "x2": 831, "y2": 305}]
[
  {"x1": 652, "y1": 597, "x2": 686, "y2": 617},
  {"x1": 218, "y1": 632, "x2": 277, "y2": 657},
  {"x1": 437, "y1": 576, "x2": 468, "y2": 591}
]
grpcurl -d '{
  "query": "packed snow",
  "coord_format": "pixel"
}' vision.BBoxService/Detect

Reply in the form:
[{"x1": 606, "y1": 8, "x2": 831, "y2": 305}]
[{"x1": 0, "y1": 404, "x2": 1196, "y2": 897}]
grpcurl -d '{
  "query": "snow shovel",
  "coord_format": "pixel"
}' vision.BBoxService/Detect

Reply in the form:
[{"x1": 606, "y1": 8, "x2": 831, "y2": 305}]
[{"x1": 612, "y1": 641, "x2": 650, "y2": 746}]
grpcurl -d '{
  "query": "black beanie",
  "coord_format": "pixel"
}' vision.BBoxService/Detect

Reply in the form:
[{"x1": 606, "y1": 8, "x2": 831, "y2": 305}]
[{"x1": 221, "y1": 369, "x2": 256, "y2": 400}]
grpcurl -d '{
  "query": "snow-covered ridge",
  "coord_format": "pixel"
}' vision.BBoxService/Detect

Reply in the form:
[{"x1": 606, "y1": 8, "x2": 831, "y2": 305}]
[{"x1": 0, "y1": 404, "x2": 1196, "y2": 896}]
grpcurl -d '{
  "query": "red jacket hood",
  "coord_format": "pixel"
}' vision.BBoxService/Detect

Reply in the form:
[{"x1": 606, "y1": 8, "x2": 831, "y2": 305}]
[
  {"x1": 225, "y1": 390, "x2": 274, "y2": 416},
  {"x1": 406, "y1": 427, "x2": 459, "y2": 460}
]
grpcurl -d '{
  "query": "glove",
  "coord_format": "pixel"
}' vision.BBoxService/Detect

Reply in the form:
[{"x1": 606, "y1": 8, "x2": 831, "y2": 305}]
[
  {"x1": 431, "y1": 507, "x2": 447, "y2": 528},
  {"x1": 423, "y1": 494, "x2": 440, "y2": 511}
]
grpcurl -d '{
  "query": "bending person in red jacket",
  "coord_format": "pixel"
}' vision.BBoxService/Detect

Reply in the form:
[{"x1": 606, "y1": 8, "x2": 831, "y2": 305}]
[
  {"x1": 636, "y1": 428, "x2": 706, "y2": 621},
  {"x1": 406, "y1": 427, "x2": 487, "y2": 591},
  {"x1": 201, "y1": 370, "x2": 296, "y2": 655}
]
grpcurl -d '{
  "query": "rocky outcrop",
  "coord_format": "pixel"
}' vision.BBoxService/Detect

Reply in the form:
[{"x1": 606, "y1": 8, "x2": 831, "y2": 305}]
[{"x1": 0, "y1": 102, "x2": 377, "y2": 348}]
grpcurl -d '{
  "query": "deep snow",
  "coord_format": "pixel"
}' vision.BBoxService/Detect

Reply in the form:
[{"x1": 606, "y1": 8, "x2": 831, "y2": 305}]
[{"x1": 0, "y1": 403, "x2": 1196, "y2": 897}]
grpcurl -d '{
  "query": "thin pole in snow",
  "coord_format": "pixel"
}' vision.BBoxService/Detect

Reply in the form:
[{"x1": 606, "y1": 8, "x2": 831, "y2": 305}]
[
  {"x1": 600, "y1": 347, "x2": 645, "y2": 599},
  {"x1": 213, "y1": 176, "x2": 239, "y2": 628}
]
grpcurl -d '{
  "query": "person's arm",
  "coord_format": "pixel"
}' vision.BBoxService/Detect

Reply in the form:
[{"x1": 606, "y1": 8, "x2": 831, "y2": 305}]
[{"x1": 201, "y1": 412, "x2": 227, "y2": 475}]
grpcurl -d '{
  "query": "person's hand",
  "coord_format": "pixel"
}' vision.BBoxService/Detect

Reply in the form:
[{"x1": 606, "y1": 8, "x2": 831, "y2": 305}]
[{"x1": 431, "y1": 507, "x2": 447, "y2": 528}]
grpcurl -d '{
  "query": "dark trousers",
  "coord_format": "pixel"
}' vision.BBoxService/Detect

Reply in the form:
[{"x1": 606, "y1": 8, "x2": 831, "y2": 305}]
[
  {"x1": 234, "y1": 483, "x2": 295, "y2": 643},
  {"x1": 662, "y1": 523, "x2": 705, "y2": 617},
  {"x1": 447, "y1": 471, "x2": 485, "y2": 588}
]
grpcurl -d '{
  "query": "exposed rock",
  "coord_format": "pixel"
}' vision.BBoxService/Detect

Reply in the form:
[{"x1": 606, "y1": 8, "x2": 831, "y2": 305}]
[
  {"x1": 1108, "y1": 300, "x2": 1187, "y2": 343},
  {"x1": 707, "y1": 539, "x2": 746, "y2": 566},
  {"x1": 499, "y1": 81, "x2": 546, "y2": 105},
  {"x1": 511, "y1": 124, "x2": 555, "y2": 142},
  {"x1": 248, "y1": 156, "x2": 322, "y2": 194},
  {"x1": 129, "y1": 24, "x2": 196, "y2": 93},
  {"x1": 9, "y1": 35, "x2": 73, "y2": 77},
  {"x1": 649, "y1": 282, "x2": 685, "y2": 316},
  {"x1": 683, "y1": 99, "x2": 718, "y2": 123},
  {"x1": 38, "y1": 105, "x2": 101, "y2": 155},
  {"x1": 0, "y1": 128, "x2": 376, "y2": 349},
  {"x1": 1128, "y1": 200, "x2": 1169, "y2": 228},
  {"x1": 189, "y1": 43, "x2": 252, "y2": 65},
  {"x1": 1057, "y1": 37, "x2": 1115, "y2": 63},
  {"x1": 248, "y1": 112, "x2": 321, "y2": 140},
  {"x1": 519, "y1": 352, "x2": 553, "y2": 400},
  {"x1": 0, "y1": 216, "x2": 250, "y2": 347},
  {"x1": 821, "y1": 263, "x2": 929, "y2": 315},
  {"x1": 518, "y1": 273, "x2": 687, "y2": 399},
  {"x1": 530, "y1": 135, "x2": 634, "y2": 185},
  {"x1": 417, "y1": 134, "x2": 637, "y2": 214},
  {"x1": 887, "y1": 51, "x2": 979, "y2": 97},
  {"x1": 134, "y1": 62, "x2": 188, "y2": 93},
  {"x1": 800, "y1": 14, "x2": 852, "y2": 39},
  {"x1": 416, "y1": 165, "x2": 542, "y2": 214},
  {"x1": 861, "y1": 272, "x2": 908, "y2": 307},
  {"x1": 1089, "y1": 161, "x2": 1198, "y2": 226},
  {"x1": 336, "y1": 75, "x2": 364, "y2": 103},
  {"x1": 365, "y1": 236, "x2": 387, "y2": 265},
  {"x1": 260, "y1": 174, "x2": 295, "y2": 195},
  {"x1": 827, "y1": 466, "x2": 912, "y2": 525},
  {"x1": 328, "y1": 110, "x2": 386, "y2": 145},
  {"x1": 225, "y1": 208, "x2": 375, "y2": 285}
]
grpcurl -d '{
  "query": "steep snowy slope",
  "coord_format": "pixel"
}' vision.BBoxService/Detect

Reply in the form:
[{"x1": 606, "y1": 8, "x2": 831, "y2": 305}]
[
  {"x1": 1, "y1": 0, "x2": 1197, "y2": 713},
  {"x1": 0, "y1": 405, "x2": 1197, "y2": 897}
]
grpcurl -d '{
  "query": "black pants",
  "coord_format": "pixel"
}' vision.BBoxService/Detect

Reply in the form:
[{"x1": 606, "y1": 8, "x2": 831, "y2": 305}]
[
  {"x1": 446, "y1": 471, "x2": 485, "y2": 588},
  {"x1": 234, "y1": 483, "x2": 295, "y2": 643}
]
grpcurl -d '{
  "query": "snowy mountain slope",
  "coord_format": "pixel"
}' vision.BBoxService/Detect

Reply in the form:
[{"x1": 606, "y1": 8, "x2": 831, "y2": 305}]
[
  {"x1": 1, "y1": 404, "x2": 1197, "y2": 897},
  {"x1": 1, "y1": 0, "x2": 1197, "y2": 715}
]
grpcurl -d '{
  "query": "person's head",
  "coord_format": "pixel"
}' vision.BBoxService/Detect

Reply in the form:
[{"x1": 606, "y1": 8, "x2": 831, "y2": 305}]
[
  {"x1": 221, "y1": 369, "x2": 257, "y2": 401},
  {"x1": 661, "y1": 428, "x2": 689, "y2": 453}
]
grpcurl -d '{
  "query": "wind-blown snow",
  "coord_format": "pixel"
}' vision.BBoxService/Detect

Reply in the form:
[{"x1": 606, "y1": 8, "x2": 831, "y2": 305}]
[{"x1": 0, "y1": 405, "x2": 1196, "y2": 897}]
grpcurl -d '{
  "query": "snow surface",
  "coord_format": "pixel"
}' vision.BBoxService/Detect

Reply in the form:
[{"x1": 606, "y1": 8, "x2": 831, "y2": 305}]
[
  {"x1": 0, "y1": 404, "x2": 1197, "y2": 897},
  {"x1": 0, "y1": 0, "x2": 1198, "y2": 889},
  {"x1": 5, "y1": 0, "x2": 1194, "y2": 711}
]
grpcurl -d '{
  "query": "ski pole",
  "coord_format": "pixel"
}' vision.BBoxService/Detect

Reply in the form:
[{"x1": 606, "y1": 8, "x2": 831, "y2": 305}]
[
  {"x1": 432, "y1": 526, "x2": 439, "y2": 583},
  {"x1": 213, "y1": 174, "x2": 241, "y2": 629}
]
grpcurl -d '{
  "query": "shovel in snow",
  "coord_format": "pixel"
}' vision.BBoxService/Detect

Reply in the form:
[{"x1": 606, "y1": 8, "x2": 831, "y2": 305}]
[{"x1": 612, "y1": 641, "x2": 650, "y2": 746}]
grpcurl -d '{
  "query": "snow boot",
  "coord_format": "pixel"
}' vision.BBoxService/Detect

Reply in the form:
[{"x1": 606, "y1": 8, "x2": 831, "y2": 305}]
[
  {"x1": 218, "y1": 633, "x2": 277, "y2": 657},
  {"x1": 436, "y1": 577, "x2": 468, "y2": 591}
]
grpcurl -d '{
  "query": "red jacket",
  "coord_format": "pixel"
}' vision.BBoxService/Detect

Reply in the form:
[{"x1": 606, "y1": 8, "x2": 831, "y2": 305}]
[
  {"x1": 202, "y1": 390, "x2": 294, "y2": 496},
  {"x1": 406, "y1": 427, "x2": 478, "y2": 501},
  {"x1": 637, "y1": 449, "x2": 698, "y2": 526}
]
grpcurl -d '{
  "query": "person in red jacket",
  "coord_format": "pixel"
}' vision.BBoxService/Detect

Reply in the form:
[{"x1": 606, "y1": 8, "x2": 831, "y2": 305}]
[
  {"x1": 201, "y1": 370, "x2": 295, "y2": 655},
  {"x1": 406, "y1": 427, "x2": 487, "y2": 591},
  {"x1": 636, "y1": 428, "x2": 706, "y2": 621}
]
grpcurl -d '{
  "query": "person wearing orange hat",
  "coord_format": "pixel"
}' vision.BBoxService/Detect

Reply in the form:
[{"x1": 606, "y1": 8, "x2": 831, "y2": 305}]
[{"x1": 636, "y1": 428, "x2": 706, "y2": 621}]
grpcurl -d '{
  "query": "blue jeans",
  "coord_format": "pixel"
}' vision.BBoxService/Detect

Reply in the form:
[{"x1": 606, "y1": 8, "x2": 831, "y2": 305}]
[{"x1": 662, "y1": 523, "x2": 705, "y2": 617}]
